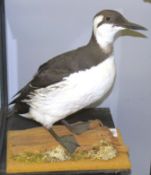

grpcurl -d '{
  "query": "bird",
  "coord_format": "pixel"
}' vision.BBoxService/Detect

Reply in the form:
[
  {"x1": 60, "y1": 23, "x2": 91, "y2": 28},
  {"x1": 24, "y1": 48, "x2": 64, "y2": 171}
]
[{"x1": 10, "y1": 9, "x2": 146, "y2": 153}]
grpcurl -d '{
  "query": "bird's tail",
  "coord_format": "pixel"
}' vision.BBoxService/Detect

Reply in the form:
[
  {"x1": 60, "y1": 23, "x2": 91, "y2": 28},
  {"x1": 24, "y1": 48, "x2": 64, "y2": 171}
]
[{"x1": 7, "y1": 107, "x2": 16, "y2": 118}]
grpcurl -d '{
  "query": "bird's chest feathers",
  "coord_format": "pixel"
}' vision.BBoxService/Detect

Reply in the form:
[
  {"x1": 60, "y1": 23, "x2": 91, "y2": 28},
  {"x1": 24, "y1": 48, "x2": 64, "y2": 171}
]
[
  {"x1": 33, "y1": 55, "x2": 116, "y2": 107},
  {"x1": 66, "y1": 55, "x2": 116, "y2": 99}
]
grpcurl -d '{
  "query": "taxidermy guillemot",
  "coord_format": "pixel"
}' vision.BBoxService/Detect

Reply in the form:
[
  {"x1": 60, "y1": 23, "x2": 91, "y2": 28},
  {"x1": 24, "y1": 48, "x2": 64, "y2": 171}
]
[{"x1": 11, "y1": 10, "x2": 146, "y2": 153}]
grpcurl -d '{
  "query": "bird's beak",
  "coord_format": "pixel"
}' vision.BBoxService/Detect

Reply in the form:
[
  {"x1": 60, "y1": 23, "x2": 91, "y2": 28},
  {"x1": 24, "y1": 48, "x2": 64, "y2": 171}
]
[{"x1": 120, "y1": 20, "x2": 147, "y2": 31}]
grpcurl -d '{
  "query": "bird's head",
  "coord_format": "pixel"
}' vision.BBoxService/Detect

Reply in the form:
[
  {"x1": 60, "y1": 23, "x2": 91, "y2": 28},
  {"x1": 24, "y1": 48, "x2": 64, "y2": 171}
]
[{"x1": 93, "y1": 10, "x2": 147, "y2": 51}]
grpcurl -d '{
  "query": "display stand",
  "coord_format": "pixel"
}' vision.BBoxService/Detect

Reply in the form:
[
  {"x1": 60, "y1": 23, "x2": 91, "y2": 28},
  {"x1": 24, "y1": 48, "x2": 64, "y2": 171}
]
[{"x1": 6, "y1": 108, "x2": 131, "y2": 175}]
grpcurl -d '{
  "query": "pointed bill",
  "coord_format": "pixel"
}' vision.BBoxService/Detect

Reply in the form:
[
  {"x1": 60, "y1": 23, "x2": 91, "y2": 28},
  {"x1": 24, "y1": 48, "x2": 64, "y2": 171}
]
[{"x1": 119, "y1": 20, "x2": 147, "y2": 31}]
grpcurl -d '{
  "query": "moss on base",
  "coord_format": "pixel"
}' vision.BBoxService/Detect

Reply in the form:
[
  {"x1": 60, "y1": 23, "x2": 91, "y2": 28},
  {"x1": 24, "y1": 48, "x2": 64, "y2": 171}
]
[{"x1": 12, "y1": 139, "x2": 117, "y2": 163}]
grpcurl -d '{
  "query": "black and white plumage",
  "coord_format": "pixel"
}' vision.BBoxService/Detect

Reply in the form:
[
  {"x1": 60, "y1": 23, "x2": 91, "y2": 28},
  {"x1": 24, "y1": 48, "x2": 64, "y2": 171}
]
[{"x1": 11, "y1": 10, "x2": 146, "y2": 129}]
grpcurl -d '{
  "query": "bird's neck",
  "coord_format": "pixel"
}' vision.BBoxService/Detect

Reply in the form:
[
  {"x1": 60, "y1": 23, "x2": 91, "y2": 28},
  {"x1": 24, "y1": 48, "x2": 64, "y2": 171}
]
[
  {"x1": 88, "y1": 33, "x2": 113, "y2": 57},
  {"x1": 93, "y1": 29, "x2": 114, "y2": 54}
]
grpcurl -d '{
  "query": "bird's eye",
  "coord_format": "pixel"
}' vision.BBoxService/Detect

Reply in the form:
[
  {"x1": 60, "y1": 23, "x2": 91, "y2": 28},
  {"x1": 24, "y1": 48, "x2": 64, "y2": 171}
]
[{"x1": 106, "y1": 17, "x2": 111, "y2": 21}]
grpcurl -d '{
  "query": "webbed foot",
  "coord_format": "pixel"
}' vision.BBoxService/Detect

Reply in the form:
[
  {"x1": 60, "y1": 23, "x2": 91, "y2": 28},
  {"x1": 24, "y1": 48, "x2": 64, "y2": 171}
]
[
  {"x1": 49, "y1": 128, "x2": 79, "y2": 154},
  {"x1": 61, "y1": 120, "x2": 90, "y2": 135}
]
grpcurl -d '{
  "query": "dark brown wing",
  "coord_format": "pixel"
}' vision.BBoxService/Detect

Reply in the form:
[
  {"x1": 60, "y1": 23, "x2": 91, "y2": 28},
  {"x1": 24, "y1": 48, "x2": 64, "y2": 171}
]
[{"x1": 10, "y1": 46, "x2": 86, "y2": 106}]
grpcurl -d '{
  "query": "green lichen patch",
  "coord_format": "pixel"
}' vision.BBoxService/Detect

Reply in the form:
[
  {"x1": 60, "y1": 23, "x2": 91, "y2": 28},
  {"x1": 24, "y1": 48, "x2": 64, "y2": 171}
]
[
  {"x1": 12, "y1": 152, "x2": 45, "y2": 163},
  {"x1": 42, "y1": 146, "x2": 71, "y2": 162},
  {"x1": 12, "y1": 146, "x2": 71, "y2": 163},
  {"x1": 73, "y1": 139, "x2": 117, "y2": 161},
  {"x1": 87, "y1": 140, "x2": 117, "y2": 160}
]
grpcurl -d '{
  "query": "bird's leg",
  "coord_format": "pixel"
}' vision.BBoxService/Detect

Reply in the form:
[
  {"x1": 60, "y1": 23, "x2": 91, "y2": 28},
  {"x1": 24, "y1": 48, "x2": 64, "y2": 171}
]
[
  {"x1": 48, "y1": 128, "x2": 79, "y2": 154},
  {"x1": 61, "y1": 119, "x2": 90, "y2": 135}
]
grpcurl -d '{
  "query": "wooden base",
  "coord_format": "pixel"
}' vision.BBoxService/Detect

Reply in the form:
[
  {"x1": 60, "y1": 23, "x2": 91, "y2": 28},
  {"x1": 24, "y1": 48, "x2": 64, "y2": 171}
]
[{"x1": 7, "y1": 120, "x2": 131, "y2": 174}]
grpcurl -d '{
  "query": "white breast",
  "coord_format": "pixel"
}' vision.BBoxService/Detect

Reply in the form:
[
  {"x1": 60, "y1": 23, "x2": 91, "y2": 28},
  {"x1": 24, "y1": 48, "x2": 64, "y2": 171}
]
[{"x1": 22, "y1": 55, "x2": 116, "y2": 128}]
